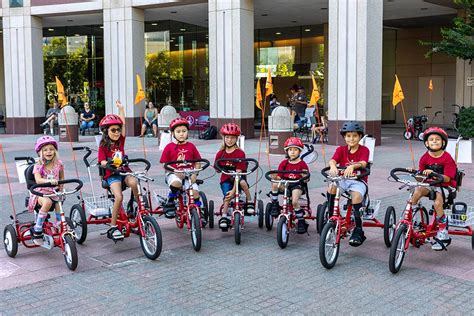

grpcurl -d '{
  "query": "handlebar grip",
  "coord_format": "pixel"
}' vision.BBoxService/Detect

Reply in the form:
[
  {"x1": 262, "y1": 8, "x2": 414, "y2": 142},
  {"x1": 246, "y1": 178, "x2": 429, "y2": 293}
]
[
  {"x1": 164, "y1": 159, "x2": 210, "y2": 172},
  {"x1": 72, "y1": 146, "x2": 85, "y2": 151},
  {"x1": 127, "y1": 158, "x2": 151, "y2": 171},
  {"x1": 14, "y1": 156, "x2": 35, "y2": 164},
  {"x1": 321, "y1": 166, "x2": 370, "y2": 180}
]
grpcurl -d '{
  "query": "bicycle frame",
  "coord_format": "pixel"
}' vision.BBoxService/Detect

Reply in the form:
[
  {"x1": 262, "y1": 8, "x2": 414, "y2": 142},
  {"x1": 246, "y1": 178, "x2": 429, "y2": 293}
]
[{"x1": 175, "y1": 173, "x2": 201, "y2": 230}]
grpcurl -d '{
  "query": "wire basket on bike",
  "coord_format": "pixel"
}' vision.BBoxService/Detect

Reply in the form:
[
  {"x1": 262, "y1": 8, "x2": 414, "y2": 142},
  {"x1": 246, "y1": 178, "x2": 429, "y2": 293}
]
[
  {"x1": 445, "y1": 206, "x2": 474, "y2": 227},
  {"x1": 84, "y1": 196, "x2": 113, "y2": 217}
]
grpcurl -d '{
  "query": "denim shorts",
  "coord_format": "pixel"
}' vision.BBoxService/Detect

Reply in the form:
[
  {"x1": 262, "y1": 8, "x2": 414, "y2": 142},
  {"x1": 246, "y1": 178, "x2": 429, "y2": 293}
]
[
  {"x1": 338, "y1": 180, "x2": 367, "y2": 196},
  {"x1": 220, "y1": 176, "x2": 248, "y2": 196},
  {"x1": 107, "y1": 175, "x2": 125, "y2": 186}
]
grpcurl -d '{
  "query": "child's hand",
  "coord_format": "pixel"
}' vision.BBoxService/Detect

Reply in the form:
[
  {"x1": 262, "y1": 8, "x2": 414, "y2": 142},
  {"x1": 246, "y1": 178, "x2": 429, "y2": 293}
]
[
  {"x1": 115, "y1": 100, "x2": 124, "y2": 110},
  {"x1": 50, "y1": 179, "x2": 58, "y2": 186},
  {"x1": 422, "y1": 169, "x2": 433, "y2": 176},
  {"x1": 343, "y1": 165, "x2": 356, "y2": 177},
  {"x1": 329, "y1": 166, "x2": 338, "y2": 177}
]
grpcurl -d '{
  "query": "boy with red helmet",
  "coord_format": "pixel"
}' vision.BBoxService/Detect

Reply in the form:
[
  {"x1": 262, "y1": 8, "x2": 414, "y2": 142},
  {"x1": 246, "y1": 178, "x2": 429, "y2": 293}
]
[
  {"x1": 410, "y1": 126, "x2": 456, "y2": 250},
  {"x1": 159, "y1": 117, "x2": 205, "y2": 222},
  {"x1": 214, "y1": 123, "x2": 253, "y2": 230},
  {"x1": 98, "y1": 100, "x2": 139, "y2": 241},
  {"x1": 270, "y1": 136, "x2": 310, "y2": 234},
  {"x1": 326, "y1": 121, "x2": 370, "y2": 246}
]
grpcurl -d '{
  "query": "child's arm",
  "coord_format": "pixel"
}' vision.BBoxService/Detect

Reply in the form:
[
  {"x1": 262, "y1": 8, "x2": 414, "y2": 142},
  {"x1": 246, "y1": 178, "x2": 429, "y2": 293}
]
[
  {"x1": 116, "y1": 100, "x2": 126, "y2": 137},
  {"x1": 34, "y1": 172, "x2": 58, "y2": 185},
  {"x1": 58, "y1": 165, "x2": 65, "y2": 191}
]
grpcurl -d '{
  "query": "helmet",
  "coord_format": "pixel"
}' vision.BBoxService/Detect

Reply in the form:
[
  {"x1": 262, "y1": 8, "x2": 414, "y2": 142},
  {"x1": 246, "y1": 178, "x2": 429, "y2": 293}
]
[
  {"x1": 340, "y1": 121, "x2": 364, "y2": 136},
  {"x1": 423, "y1": 126, "x2": 448, "y2": 150},
  {"x1": 284, "y1": 137, "x2": 304, "y2": 152},
  {"x1": 99, "y1": 114, "x2": 123, "y2": 128},
  {"x1": 220, "y1": 123, "x2": 241, "y2": 136},
  {"x1": 35, "y1": 136, "x2": 58, "y2": 153},
  {"x1": 169, "y1": 117, "x2": 189, "y2": 132}
]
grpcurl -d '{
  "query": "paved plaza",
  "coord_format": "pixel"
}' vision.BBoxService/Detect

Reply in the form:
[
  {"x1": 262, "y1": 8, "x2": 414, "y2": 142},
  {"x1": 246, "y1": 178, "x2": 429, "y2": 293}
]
[{"x1": 0, "y1": 129, "x2": 473, "y2": 314}]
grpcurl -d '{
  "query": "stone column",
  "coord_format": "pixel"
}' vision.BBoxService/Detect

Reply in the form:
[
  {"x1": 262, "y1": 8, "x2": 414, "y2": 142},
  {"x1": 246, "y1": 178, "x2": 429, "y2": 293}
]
[
  {"x1": 208, "y1": 0, "x2": 255, "y2": 138},
  {"x1": 327, "y1": 0, "x2": 383, "y2": 145},
  {"x1": 103, "y1": 3, "x2": 145, "y2": 136},
  {"x1": 455, "y1": 60, "x2": 474, "y2": 107},
  {"x1": 3, "y1": 12, "x2": 45, "y2": 134}
]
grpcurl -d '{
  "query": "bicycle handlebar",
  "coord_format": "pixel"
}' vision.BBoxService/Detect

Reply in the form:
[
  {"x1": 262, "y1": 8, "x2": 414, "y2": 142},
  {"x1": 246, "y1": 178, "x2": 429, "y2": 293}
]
[
  {"x1": 14, "y1": 156, "x2": 36, "y2": 165},
  {"x1": 390, "y1": 168, "x2": 444, "y2": 187},
  {"x1": 29, "y1": 179, "x2": 83, "y2": 197},
  {"x1": 163, "y1": 159, "x2": 210, "y2": 173},
  {"x1": 73, "y1": 146, "x2": 93, "y2": 168},
  {"x1": 214, "y1": 158, "x2": 259, "y2": 175},
  {"x1": 264, "y1": 170, "x2": 310, "y2": 184},
  {"x1": 320, "y1": 166, "x2": 370, "y2": 181}
]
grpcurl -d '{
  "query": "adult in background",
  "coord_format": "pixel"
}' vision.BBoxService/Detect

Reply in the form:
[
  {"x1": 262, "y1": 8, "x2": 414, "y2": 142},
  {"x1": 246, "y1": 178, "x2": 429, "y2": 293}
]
[
  {"x1": 139, "y1": 101, "x2": 159, "y2": 137},
  {"x1": 40, "y1": 102, "x2": 61, "y2": 135},
  {"x1": 269, "y1": 95, "x2": 281, "y2": 114},
  {"x1": 293, "y1": 86, "x2": 308, "y2": 129},
  {"x1": 79, "y1": 102, "x2": 96, "y2": 135}
]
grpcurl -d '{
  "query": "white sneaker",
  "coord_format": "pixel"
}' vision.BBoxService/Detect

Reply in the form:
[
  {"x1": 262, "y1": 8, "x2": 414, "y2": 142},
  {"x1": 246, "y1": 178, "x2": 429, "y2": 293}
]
[{"x1": 431, "y1": 229, "x2": 449, "y2": 251}]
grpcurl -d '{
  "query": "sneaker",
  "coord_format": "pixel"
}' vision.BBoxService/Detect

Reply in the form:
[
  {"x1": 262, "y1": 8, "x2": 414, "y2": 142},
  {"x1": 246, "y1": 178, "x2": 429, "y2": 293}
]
[
  {"x1": 349, "y1": 227, "x2": 366, "y2": 247},
  {"x1": 107, "y1": 226, "x2": 124, "y2": 240},
  {"x1": 432, "y1": 229, "x2": 450, "y2": 251},
  {"x1": 219, "y1": 217, "x2": 230, "y2": 231},
  {"x1": 245, "y1": 203, "x2": 255, "y2": 215},
  {"x1": 297, "y1": 219, "x2": 309, "y2": 234},
  {"x1": 163, "y1": 201, "x2": 176, "y2": 219},
  {"x1": 30, "y1": 227, "x2": 44, "y2": 245}
]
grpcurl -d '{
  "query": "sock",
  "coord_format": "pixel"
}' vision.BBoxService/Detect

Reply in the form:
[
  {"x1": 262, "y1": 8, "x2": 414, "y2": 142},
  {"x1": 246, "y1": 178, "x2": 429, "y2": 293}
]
[
  {"x1": 167, "y1": 186, "x2": 180, "y2": 203},
  {"x1": 34, "y1": 212, "x2": 48, "y2": 232},
  {"x1": 327, "y1": 193, "x2": 336, "y2": 217},
  {"x1": 271, "y1": 191, "x2": 278, "y2": 202},
  {"x1": 352, "y1": 203, "x2": 363, "y2": 228},
  {"x1": 55, "y1": 212, "x2": 61, "y2": 222},
  {"x1": 437, "y1": 214, "x2": 447, "y2": 231},
  {"x1": 194, "y1": 198, "x2": 201, "y2": 207}
]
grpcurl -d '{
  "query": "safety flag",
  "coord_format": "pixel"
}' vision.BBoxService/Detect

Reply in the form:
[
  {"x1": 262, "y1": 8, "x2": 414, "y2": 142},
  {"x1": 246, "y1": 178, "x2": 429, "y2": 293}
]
[
  {"x1": 309, "y1": 74, "x2": 320, "y2": 107},
  {"x1": 392, "y1": 75, "x2": 405, "y2": 108},
  {"x1": 55, "y1": 76, "x2": 68, "y2": 107},
  {"x1": 256, "y1": 78, "x2": 263, "y2": 110},
  {"x1": 135, "y1": 74, "x2": 145, "y2": 105},
  {"x1": 265, "y1": 68, "x2": 273, "y2": 97},
  {"x1": 429, "y1": 79, "x2": 433, "y2": 91}
]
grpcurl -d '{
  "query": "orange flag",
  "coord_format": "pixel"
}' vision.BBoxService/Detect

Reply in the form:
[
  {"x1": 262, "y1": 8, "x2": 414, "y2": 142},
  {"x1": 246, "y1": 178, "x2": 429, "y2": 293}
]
[
  {"x1": 392, "y1": 75, "x2": 405, "y2": 108},
  {"x1": 55, "y1": 76, "x2": 67, "y2": 107},
  {"x1": 134, "y1": 74, "x2": 145, "y2": 105},
  {"x1": 256, "y1": 78, "x2": 263, "y2": 110},
  {"x1": 309, "y1": 74, "x2": 320, "y2": 107},
  {"x1": 428, "y1": 79, "x2": 433, "y2": 91},
  {"x1": 265, "y1": 68, "x2": 273, "y2": 97}
]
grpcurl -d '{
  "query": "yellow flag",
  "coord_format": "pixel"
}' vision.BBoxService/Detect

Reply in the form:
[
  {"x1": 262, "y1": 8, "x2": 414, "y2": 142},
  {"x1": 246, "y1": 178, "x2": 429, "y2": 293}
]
[
  {"x1": 265, "y1": 68, "x2": 273, "y2": 97},
  {"x1": 256, "y1": 78, "x2": 263, "y2": 110},
  {"x1": 55, "y1": 76, "x2": 68, "y2": 107},
  {"x1": 392, "y1": 75, "x2": 405, "y2": 108},
  {"x1": 309, "y1": 74, "x2": 320, "y2": 107},
  {"x1": 428, "y1": 79, "x2": 433, "y2": 91},
  {"x1": 135, "y1": 74, "x2": 145, "y2": 105}
]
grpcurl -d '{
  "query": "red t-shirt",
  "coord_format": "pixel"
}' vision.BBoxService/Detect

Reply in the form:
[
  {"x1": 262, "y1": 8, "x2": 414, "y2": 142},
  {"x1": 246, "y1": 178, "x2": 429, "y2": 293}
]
[
  {"x1": 331, "y1": 145, "x2": 370, "y2": 182},
  {"x1": 419, "y1": 151, "x2": 457, "y2": 187},
  {"x1": 214, "y1": 148, "x2": 247, "y2": 183},
  {"x1": 277, "y1": 159, "x2": 309, "y2": 180},
  {"x1": 98, "y1": 135, "x2": 131, "y2": 179},
  {"x1": 160, "y1": 142, "x2": 202, "y2": 170}
]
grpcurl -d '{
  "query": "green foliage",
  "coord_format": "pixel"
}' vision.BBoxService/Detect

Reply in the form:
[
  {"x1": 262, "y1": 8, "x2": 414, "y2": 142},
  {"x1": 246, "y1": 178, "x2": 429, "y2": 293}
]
[
  {"x1": 420, "y1": 0, "x2": 474, "y2": 62},
  {"x1": 458, "y1": 106, "x2": 474, "y2": 138},
  {"x1": 145, "y1": 51, "x2": 183, "y2": 102}
]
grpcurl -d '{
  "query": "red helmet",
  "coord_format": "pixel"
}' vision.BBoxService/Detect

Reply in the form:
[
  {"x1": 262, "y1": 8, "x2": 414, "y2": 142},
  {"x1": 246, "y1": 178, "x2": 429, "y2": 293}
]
[
  {"x1": 169, "y1": 117, "x2": 189, "y2": 132},
  {"x1": 99, "y1": 114, "x2": 123, "y2": 128},
  {"x1": 423, "y1": 126, "x2": 448, "y2": 150},
  {"x1": 220, "y1": 123, "x2": 241, "y2": 136},
  {"x1": 284, "y1": 137, "x2": 304, "y2": 152}
]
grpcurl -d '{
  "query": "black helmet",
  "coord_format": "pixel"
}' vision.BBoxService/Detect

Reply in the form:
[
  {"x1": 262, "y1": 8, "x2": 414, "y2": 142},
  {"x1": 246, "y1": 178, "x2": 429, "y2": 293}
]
[{"x1": 340, "y1": 121, "x2": 364, "y2": 136}]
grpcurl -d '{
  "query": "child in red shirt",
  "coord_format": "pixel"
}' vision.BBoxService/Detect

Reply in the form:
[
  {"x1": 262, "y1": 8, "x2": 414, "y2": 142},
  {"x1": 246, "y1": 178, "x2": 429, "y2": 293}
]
[
  {"x1": 160, "y1": 117, "x2": 204, "y2": 221},
  {"x1": 214, "y1": 123, "x2": 253, "y2": 230},
  {"x1": 327, "y1": 121, "x2": 370, "y2": 246},
  {"x1": 410, "y1": 127, "x2": 457, "y2": 250},
  {"x1": 270, "y1": 137, "x2": 310, "y2": 234},
  {"x1": 98, "y1": 100, "x2": 139, "y2": 240}
]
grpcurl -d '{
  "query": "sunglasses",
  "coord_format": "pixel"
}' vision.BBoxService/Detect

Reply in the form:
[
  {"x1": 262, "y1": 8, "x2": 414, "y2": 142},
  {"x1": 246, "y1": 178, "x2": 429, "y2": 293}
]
[{"x1": 109, "y1": 128, "x2": 122, "y2": 133}]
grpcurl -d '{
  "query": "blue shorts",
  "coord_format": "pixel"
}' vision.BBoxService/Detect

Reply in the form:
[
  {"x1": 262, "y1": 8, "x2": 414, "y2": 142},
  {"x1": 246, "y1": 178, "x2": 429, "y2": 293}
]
[
  {"x1": 220, "y1": 176, "x2": 248, "y2": 196},
  {"x1": 106, "y1": 175, "x2": 125, "y2": 186}
]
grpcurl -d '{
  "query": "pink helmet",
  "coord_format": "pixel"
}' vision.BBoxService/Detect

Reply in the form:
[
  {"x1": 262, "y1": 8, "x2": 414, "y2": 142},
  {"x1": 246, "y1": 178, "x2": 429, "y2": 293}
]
[
  {"x1": 284, "y1": 137, "x2": 304, "y2": 152},
  {"x1": 169, "y1": 117, "x2": 189, "y2": 132},
  {"x1": 99, "y1": 114, "x2": 123, "y2": 129},
  {"x1": 35, "y1": 136, "x2": 58, "y2": 153},
  {"x1": 220, "y1": 123, "x2": 241, "y2": 136}
]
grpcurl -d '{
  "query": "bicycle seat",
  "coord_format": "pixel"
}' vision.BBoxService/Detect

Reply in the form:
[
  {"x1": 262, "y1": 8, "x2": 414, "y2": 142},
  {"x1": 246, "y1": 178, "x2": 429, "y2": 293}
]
[
  {"x1": 196, "y1": 179, "x2": 203, "y2": 185},
  {"x1": 25, "y1": 164, "x2": 36, "y2": 190}
]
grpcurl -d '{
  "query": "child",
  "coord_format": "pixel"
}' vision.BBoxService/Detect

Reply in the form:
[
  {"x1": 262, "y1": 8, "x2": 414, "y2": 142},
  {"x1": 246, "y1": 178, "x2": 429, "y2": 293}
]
[
  {"x1": 326, "y1": 121, "x2": 370, "y2": 246},
  {"x1": 98, "y1": 100, "x2": 139, "y2": 240},
  {"x1": 214, "y1": 123, "x2": 253, "y2": 230},
  {"x1": 410, "y1": 127, "x2": 456, "y2": 250},
  {"x1": 269, "y1": 137, "x2": 310, "y2": 234},
  {"x1": 160, "y1": 117, "x2": 205, "y2": 223},
  {"x1": 28, "y1": 136, "x2": 64, "y2": 243}
]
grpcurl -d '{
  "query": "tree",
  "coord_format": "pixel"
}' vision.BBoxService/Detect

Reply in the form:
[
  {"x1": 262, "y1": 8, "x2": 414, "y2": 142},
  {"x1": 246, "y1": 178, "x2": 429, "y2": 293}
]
[{"x1": 420, "y1": 0, "x2": 474, "y2": 62}]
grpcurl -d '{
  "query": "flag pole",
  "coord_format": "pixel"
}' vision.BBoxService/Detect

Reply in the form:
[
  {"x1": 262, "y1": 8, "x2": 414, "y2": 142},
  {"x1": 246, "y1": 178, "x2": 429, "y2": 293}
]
[
  {"x1": 400, "y1": 101, "x2": 416, "y2": 169},
  {"x1": 0, "y1": 144, "x2": 17, "y2": 222}
]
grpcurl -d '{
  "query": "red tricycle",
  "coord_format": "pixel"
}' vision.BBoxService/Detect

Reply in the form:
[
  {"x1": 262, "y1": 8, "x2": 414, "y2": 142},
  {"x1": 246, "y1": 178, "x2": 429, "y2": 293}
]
[
  {"x1": 388, "y1": 168, "x2": 473, "y2": 273},
  {"x1": 153, "y1": 159, "x2": 210, "y2": 252},
  {"x1": 68, "y1": 147, "x2": 162, "y2": 260},
  {"x1": 318, "y1": 166, "x2": 396, "y2": 269},
  {"x1": 264, "y1": 169, "x2": 315, "y2": 249},
  {"x1": 209, "y1": 158, "x2": 263, "y2": 245},
  {"x1": 3, "y1": 156, "x2": 83, "y2": 271}
]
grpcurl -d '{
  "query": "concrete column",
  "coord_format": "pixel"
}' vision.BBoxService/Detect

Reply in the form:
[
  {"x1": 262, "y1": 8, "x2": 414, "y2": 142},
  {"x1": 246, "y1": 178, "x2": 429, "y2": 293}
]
[
  {"x1": 103, "y1": 3, "x2": 145, "y2": 136},
  {"x1": 327, "y1": 0, "x2": 383, "y2": 145},
  {"x1": 3, "y1": 12, "x2": 45, "y2": 134},
  {"x1": 455, "y1": 60, "x2": 473, "y2": 107},
  {"x1": 208, "y1": 0, "x2": 255, "y2": 138}
]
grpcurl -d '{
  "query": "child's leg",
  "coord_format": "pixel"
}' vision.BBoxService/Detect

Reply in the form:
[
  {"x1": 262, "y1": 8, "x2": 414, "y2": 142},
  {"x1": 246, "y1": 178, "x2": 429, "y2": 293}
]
[
  {"x1": 350, "y1": 191, "x2": 363, "y2": 228},
  {"x1": 124, "y1": 175, "x2": 139, "y2": 202},
  {"x1": 270, "y1": 183, "x2": 281, "y2": 215},
  {"x1": 34, "y1": 197, "x2": 53, "y2": 233},
  {"x1": 348, "y1": 183, "x2": 367, "y2": 247},
  {"x1": 109, "y1": 182, "x2": 123, "y2": 226},
  {"x1": 410, "y1": 187, "x2": 429, "y2": 205},
  {"x1": 164, "y1": 173, "x2": 183, "y2": 216},
  {"x1": 326, "y1": 184, "x2": 337, "y2": 217},
  {"x1": 219, "y1": 181, "x2": 233, "y2": 228},
  {"x1": 54, "y1": 202, "x2": 61, "y2": 225},
  {"x1": 291, "y1": 189, "x2": 302, "y2": 210},
  {"x1": 292, "y1": 188, "x2": 307, "y2": 233},
  {"x1": 240, "y1": 180, "x2": 251, "y2": 202},
  {"x1": 432, "y1": 191, "x2": 449, "y2": 250}
]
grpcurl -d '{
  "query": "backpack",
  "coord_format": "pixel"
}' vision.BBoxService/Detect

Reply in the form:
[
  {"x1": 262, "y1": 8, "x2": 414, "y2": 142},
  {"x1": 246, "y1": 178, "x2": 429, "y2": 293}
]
[{"x1": 201, "y1": 126, "x2": 217, "y2": 140}]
